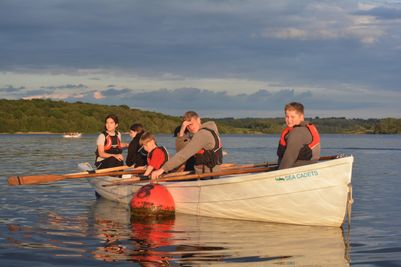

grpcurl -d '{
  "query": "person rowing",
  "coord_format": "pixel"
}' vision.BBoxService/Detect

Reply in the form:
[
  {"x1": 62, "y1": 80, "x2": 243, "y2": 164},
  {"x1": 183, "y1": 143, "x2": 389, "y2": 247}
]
[
  {"x1": 151, "y1": 111, "x2": 223, "y2": 180},
  {"x1": 140, "y1": 132, "x2": 169, "y2": 177}
]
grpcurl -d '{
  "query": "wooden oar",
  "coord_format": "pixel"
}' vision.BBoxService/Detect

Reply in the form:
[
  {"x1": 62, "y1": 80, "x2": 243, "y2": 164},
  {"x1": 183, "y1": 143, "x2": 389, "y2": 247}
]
[
  {"x1": 7, "y1": 163, "x2": 252, "y2": 186},
  {"x1": 103, "y1": 170, "x2": 195, "y2": 186},
  {"x1": 159, "y1": 166, "x2": 277, "y2": 182},
  {"x1": 104, "y1": 162, "x2": 277, "y2": 187},
  {"x1": 7, "y1": 155, "x2": 338, "y2": 186},
  {"x1": 103, "y1": 165, "x2": 277, "y2": 187},
  {"x1": 7, "y1": 165, "x2": 144, "y2": 186},
  {"x1": 103, "y1": 155, "x2": 338, "y2": 187}
]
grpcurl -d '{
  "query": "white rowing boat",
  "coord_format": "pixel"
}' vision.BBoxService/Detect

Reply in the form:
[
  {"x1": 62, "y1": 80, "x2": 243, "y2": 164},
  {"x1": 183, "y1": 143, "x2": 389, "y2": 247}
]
[
  {"x1": 79, "y1": 155, "x2": 354, "y2": 227},
  {"x1": 63, "y1": 132, "x2": 82, "y2": 138}
]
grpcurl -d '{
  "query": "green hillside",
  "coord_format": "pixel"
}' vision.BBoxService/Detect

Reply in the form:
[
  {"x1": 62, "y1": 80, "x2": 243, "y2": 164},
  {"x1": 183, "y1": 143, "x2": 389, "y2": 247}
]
[
  {"x1": 0, "y1": 99, "x2": 400, "y2": 134},
  {"x1": 0, "y1": 99, "x2": 249, "y2": 134}
]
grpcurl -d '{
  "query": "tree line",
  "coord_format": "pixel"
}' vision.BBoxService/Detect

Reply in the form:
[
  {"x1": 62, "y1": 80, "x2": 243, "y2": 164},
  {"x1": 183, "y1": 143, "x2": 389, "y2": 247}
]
[{"x1": 0, "y1": 99, "x2": 400, "y2": 134}]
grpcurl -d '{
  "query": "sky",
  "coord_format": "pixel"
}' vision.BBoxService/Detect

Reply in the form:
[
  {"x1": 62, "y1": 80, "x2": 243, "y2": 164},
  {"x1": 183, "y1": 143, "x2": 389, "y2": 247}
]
[{"x1": 0, "y1": 0, "x2": 400, "y2": 119}]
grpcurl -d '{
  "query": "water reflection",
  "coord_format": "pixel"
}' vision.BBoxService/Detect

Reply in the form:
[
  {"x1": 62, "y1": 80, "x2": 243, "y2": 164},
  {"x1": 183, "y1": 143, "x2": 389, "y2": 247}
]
[
  {"x1": 91, "y1": 199, "x2": 350, "y2": 266},
  {"x1": 3, "y1": 193, "x2": 350, "y2": 266}
]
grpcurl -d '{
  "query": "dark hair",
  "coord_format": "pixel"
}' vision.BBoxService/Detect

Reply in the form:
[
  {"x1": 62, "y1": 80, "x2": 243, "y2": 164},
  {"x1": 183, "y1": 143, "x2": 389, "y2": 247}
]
[
  {"x1": 104, "y1": 114, "x2": 119, "y2": 124},
  {"x1": 173, "y1": 125, "x2": 189, "y2": 137},
  {"x1": 173, "y1": 126, "x2": 181, "y2": 137},
  {"x1": 284, "y1": 102, "x2": 304, "y2": 115},
  {"x1": 130, "y1": 123, "x2": 144, "y2": 133}
]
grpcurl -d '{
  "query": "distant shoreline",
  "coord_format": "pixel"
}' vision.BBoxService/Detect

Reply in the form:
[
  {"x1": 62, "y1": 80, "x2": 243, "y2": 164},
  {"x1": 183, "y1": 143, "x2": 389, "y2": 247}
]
[
  {"x1": 0, "y1": 132, "x2": 75, "y2": 135},
  {"x1": 11, "y1": 132, "x2": 60, "y2": 134}
]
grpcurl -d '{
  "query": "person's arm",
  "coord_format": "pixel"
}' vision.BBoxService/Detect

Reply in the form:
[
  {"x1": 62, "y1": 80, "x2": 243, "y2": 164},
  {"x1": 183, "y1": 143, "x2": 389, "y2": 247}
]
[
  {"x1": 125, "y1": 141, "x2": 135, "y2": 166},
  {"x1": 97, "y1": 144, "x2": 124, "y2": 161},
  {"x1": 146, "y1": 148, "x2": 167, "y2": 179},
  {"x1": 179, "y1": 121, "x2": 191, "y2": 137},
  {"x1": 278, "y1": 128, "x2": 307, "y2": 169},
  {"x1": 132, "y1": 143, "x2": 145, "y2": 166},
  {"x1": 118, "y1": 132, "x2": 129, "y2": 148},
  {"x1": 176, "y1": 135, "x2": 190, "y2": 152},
  {"x1": 151, "y1": 130, "x2": 213, "y2": 179},
  {"x1": 97, "y1": 134, "x2": 124, "y2": 161},
  {"x1": 143, "y1": 165, "x2": 154, "y2": 176}
]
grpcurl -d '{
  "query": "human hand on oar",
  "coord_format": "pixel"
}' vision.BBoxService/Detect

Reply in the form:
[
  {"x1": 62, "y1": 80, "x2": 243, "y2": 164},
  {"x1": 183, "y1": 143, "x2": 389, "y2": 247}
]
[
  {"x1": 103, "y1": 165, "x2": 278, "y2": 187},
  {"x1": 7, "y1": 165, "x2": 146, "y2": 186},
  {"x1": 103, "y1": 170, "x2": 195, "y2": 187},
  {"x1": 104, "y1": 162, "x2": 278, "y2": 187}
]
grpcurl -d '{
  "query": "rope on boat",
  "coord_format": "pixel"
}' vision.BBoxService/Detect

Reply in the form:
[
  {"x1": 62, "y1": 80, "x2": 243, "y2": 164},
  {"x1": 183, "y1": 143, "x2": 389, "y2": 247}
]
[
  {"x1": 347, "y1": 183, "x2": 354, "y2": 229},
  {"x1": 343, "y1": 183, "x2": 353, "y2": 261}
]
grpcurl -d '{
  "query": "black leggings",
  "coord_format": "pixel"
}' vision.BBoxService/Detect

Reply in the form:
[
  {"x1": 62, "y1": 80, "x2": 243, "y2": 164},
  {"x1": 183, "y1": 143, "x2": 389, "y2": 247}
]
[{"x1": 95, "y1": 157, "x2": 124, "y2": 169}]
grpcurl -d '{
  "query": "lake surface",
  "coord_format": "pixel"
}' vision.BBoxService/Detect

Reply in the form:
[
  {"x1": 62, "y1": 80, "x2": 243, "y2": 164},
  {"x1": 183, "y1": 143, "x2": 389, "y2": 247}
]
[{"x1": 1, "y1": 133, "x2": 400, "y2": 266}]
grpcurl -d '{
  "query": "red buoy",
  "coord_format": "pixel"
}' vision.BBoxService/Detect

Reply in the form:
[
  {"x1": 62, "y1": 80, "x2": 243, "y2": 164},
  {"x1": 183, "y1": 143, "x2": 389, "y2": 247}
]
[{"x1": 130, "y1": 184, "x2": 175, "y2": 218}]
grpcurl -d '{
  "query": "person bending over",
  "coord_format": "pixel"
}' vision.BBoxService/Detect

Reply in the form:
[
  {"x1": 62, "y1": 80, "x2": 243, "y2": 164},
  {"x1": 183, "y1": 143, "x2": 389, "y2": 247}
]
[
  {"x1": 140, "y1": 132, "x2": 169, "y2": 177},
  {"x1": 151, "y1": 111, "x2": 223, "y2": 180}
]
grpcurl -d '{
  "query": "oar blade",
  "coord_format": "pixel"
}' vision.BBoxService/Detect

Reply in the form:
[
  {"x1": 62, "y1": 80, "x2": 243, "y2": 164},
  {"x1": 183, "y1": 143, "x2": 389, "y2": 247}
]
[{"x1": 8, "y1": 174, "x2": 65, "y2": 186}]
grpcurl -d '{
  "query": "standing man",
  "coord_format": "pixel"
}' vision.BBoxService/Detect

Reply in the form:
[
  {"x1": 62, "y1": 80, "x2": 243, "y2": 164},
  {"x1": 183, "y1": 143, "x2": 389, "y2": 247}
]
[
  {"x1": 277, "y1": 102, "x2": 320, "y2": 169},
  {"x1": 151, "y1": 111, "x2": 223, "y2": 180}
]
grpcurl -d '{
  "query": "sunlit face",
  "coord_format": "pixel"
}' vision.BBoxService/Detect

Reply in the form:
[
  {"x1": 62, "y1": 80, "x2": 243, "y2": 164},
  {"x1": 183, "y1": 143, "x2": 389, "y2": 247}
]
[
  {"x1": 105, "y1": 118, "x2": 118, "y2": 132},
  {"x1": 142, "y1": 140, "x2": 155, "y2": 152},
  {"x1": 186, "y1": 117, "x2": 201, "y2": 133},
  {"x1": 285, "y1": 109, "x2": 304, "y2": 128}
]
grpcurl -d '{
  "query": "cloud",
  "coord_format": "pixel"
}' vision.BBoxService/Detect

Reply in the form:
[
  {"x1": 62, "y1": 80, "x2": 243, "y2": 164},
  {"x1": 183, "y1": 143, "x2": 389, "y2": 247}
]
[
  {"x1": 0, "y1": 85, "x2": 25, "y2": 93},
  {"x1": 93, "y1": 91, "x2": 105, "y2": 99},
  {"x1": 41, "y1": 84, "x2": 88, "y2": 90},
  {"x1": 0, "y1": 83, "x2": 89, "y2": 99},
  {"x1": 259, "y1": 2, "x2": 385, "y2": 44},
  {"x1": 101, "y1": 88, "x2": 131, "y2": 96},
  {"x1": 354, "y1": 6, "x2": 401, "y2": 20},
  {"x1": 63, "y1": 87, "x2": 378, "y2": 113},
  {"x1": 0, "y1": 1, "x2": 401, "y2": 118}
]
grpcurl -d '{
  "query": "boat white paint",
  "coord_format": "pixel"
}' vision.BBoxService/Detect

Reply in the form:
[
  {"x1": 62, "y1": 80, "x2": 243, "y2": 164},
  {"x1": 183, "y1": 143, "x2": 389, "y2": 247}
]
[
  {"x1": 79, "y1": 155, "x2": 353, "y2": 227},
  {"x1": 63, "y1": 132, "x2": 82, "y2": 138}
]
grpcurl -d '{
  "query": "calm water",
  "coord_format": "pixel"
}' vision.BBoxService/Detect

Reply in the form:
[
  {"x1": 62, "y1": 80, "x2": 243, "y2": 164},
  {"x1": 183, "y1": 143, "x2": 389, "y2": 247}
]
[{"x1": 1, "y1": 134, "x2": 400, "y2": 266}]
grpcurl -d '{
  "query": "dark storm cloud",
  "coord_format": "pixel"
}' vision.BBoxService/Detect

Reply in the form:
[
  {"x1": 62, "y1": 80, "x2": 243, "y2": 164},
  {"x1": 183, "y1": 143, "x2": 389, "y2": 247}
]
[
  {"x1": 66, "y1": 87, "x2": 369, "y2": 112},
  {"x1": 0, "y1": 85, "x2": 25, "y2": 93},
  {"x1": 0, "y1": 0, "x2": 400, "y2": 90},
  {"x1": 101, "y1": 88, "x2": 131, "y2": 96},
  {"x1": 42, "y1": 84, "x2": 88, "y2": 90},
  {"x1": 1, "y1": 0, "x2": 400, "y2": 117},
  {"x1": 354, "y1": 6, "x2": 401, "y2": 19}
]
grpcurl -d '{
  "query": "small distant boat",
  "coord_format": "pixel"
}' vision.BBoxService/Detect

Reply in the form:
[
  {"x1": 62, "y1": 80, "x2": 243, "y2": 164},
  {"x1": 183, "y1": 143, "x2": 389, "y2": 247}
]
[
  {"x1": 63, "y1": 132, "x2": 82, "y2": 138},
  {"x1": 79, "y1": 155, "x2": 354, "y2": 227}
]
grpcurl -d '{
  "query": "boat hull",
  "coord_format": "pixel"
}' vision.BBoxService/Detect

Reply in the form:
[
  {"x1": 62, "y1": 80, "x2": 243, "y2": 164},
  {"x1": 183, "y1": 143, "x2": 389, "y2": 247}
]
[
  {"x1": 63, "y1": 133, "x2": 82, "y2": 138},
  {"x1": 80, "y1": 156, "x2": 353, "y2": 227}
]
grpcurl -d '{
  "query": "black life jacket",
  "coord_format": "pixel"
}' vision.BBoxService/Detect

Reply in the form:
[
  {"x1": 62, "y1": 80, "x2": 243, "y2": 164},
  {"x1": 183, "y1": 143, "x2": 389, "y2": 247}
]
[
  {"x1": 277, "y1": 123, "x2": 320, "y2": 160},
  {"x1": 95, "y1": 131, "x2": 123, "y2": 157},
  {"x1": 147, "y1": 146, "x2": 169, "y2": 167},
  {"x1": 194, "y1": 128, "x2": 223, "y2": 170}
]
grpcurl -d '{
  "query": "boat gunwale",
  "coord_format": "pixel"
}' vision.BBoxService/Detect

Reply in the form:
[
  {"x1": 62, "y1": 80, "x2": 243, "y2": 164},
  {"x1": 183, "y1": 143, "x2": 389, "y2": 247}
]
[{"x1": 84, "y1": 155, "x2": 353, "y2": 189}]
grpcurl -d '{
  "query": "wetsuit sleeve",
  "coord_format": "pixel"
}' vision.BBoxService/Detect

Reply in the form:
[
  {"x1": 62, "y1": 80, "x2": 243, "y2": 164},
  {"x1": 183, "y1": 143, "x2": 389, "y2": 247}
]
[
  {"x1": 162, "y1": 130, "x2": 214, "y2": 172},
  {"x1": 126, "y1": 140, "x2": 136, "y2": 166},
  {"x1": 148, "y1": 148, "x2": 167, "y2": 170},
  {"x1": 175, "y1": 135, "x2": 190, "y2": 152}
]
